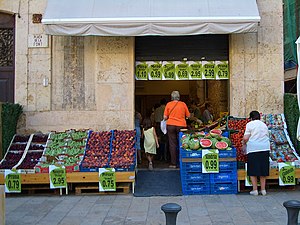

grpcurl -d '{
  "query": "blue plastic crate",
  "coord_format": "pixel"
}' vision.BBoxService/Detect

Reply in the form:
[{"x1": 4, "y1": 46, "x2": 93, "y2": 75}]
[
  {"x1": 180, "y1": 148, "x2": 202, "y2": 158},
  {"x1": 182, "y1": 183, "x2": 210, "y2": 195},
  {"x1": 181, "y1": 172, "x2": 210, "y2": 183},
  {"x1": 218, "y1": 147, "x2": 236, "y2": 158},
  {"x1": 180, "y1": 162, "x2": 202, "y2": 172},
  {"x1": 210, "y1": 182, "x2": 238, "y2": 194},
  {"x1": 219, "y1": 161, "x2": 237, "y2": 172},
  {"x1": 210, "y1": 171, "x2": 237, "y2": 183}
]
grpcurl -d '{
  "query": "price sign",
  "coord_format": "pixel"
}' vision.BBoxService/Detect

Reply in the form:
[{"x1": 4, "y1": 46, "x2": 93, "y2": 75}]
[
  {"x1": 49, "y1": 165, "x2": 66, "y2": 189},
  {"x1": 202, "y1": 150, "x2": 219, "y2": 173},
  {"x1": 202, "y1": 61, "x2": 216, "y2": 79},
  {"x1": 175, "y1": 61, "x2": 189, "y2": 80},
  {"x1": 162, "y1": 62, "x2": 175, "y2": 80},
  {"x1": 189, "y1": 61, "x2": 202, "y2": 80},
  {"x1": 148, "y1": 61, "x2": 163, "y2": 80},
  {"x1": 215, "y1": 61, "x2": 229, "y2": 79},
  {"x1": 5, "y1": 170, "x2": 21, "y2": 193},
  {"x1": 99, "y1": 168, "x2": 116, "y2": 191},
  {"x1": 279, "y1": 162, "x2": 295, "y2": 186},
  {"x1": 135, "y1": 62, "x2": 148, "y2": 80}
]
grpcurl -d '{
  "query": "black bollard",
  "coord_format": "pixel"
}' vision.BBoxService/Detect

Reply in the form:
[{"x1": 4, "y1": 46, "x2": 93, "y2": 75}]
[
  {"x1": 283, "y1": 200, "x2": 300, "y2": 225},
  {"x1": 161, "y1": 203, "x2": 182, "y2": 225}
]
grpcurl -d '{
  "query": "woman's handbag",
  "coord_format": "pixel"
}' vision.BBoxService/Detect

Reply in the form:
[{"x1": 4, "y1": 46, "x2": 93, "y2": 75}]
[{"x1": 160, "y1": 120, "x2": 167, "y2": 134}]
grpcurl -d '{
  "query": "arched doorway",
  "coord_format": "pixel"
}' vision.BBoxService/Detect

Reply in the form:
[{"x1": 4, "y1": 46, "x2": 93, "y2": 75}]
[{"x1": 0, "y1": 12, "x2": 15, "y2": 103}]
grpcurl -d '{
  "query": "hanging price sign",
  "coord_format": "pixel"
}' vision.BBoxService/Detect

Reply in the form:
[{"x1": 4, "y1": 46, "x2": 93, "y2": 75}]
[
  {"x1": 202, "y1": 61, "x2": 216, "y2": 79},
  {"x1": 148, "y1": 61, "x2": 163, "y2": 80},
  {"x1": 202, "y1": 150, "x2": 219, "y2": 173},
  {"x1": 189, "y1": 61, "x2": 202, "y2": 80},
  {"x1": 49, "y1": 165, "x2": 66, "y2": 189},
  {"x1": 215, "y1": 61, "x2": 229, "y2": 79},
  {"x1": 175, "y1": 61, "x2": 189, "y2": 80},
  {"x1": 279, "y1": 162, "x2": 295, "y2": 186},
  {"x1": 99, "y1": 168, "x2": 116, "y2": 191},
  {"x1": 135, "y1": 62, "x2": 148, "y2": 80},
  {"x1": 5, "y1": 170, "x2": 21, "y2": 193},
  {"x1": 162, "y1": 61, "x2": 175, "y2": 80}
]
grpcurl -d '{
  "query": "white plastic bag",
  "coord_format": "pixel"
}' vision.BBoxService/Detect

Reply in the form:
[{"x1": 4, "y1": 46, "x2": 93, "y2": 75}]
[{"x1": 160, "y1": 120, "x2": 167, "y2": 134}]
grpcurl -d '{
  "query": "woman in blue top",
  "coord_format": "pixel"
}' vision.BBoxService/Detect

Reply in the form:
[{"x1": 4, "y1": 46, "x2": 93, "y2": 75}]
[{"x1": 243, "y1": 111, "x2": 270, "y2": 196}]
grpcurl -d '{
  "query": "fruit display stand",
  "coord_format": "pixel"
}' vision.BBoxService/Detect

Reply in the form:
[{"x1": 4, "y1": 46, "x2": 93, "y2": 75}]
[
  {"x1": 179, "y1": 130, "x2": 238, "y2": 195},
  {"x1": 228, "y1": 114, "x2": 300, "y2": 188},
  {"x1": 0, "y1": 129, "x2": 136, "y2": 195}
]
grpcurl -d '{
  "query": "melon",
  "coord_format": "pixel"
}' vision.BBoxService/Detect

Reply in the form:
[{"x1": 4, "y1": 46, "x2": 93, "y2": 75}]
[
  {"x1": 181, "y1": 134, "x2": 190, "y2": 149},
  {"x1": 221, "y1": 137, "x2": 232, "y2": 147},
  {"x1": 204, "y1": 133, "x2": 212, "y2": 139},
  {"x1": 210, "y1": 129, "x2": 222, "y2": 138},
  {"x1": 200, "y1": 139, "x2": 213, "y2": 149},
  {"x1": 189, "y1": 138, "x2": 200, "y2": 150},
  {"x1": 210, "y1": 138, "x2": 218, "y2": 149},
  {"x1": 215, "y1": 141, "x2": 228, "y2": 150},
  {"x1": 195, "y1": 131, "x2": 206, "y2": 138}
]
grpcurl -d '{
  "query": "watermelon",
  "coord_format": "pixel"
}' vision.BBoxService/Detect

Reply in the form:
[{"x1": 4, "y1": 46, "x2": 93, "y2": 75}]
[
  {"x1": 181, "y1": 134, "x2": 190, "y2": 149},
  {"x1": 215, "y1": 141, "x2": 228, "y2": 150},
  {"x1": 189, "y1": 138, "x2": 200, "y2": 150},
  {"x1": 195, "y1": 131, "x2": 206, "y2": 138},
  {"x1": 204, "y1": 133, "x2": 212, "y2": 139},
  {"x1": 221, "y1": 137, "x2": 232, "y2": 147},
  {"x1": 210, "y1": 129, "x2": 222, "y2": 138},
  {"x1": 200, "y1": 139, "x2": 212, "y2": 149},
  {"x1": 210, "y1": 138, "x2": 218, "y2": 148}
]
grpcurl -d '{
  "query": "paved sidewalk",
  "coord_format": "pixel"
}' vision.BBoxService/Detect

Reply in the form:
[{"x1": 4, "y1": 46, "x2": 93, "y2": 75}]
[{"x1": 5, "y1": 190, "x2": 300, "y2": 225}]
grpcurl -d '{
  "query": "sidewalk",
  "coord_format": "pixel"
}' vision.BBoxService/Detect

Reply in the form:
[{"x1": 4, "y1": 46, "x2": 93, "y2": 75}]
[{"x1": 5, "y1": 190, "x2": 299, "y2": 225}]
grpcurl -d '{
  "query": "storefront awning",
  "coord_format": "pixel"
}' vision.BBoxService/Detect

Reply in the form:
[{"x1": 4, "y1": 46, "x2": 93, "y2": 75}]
[{"x1": 42, "y1": 0, "x2": 261, "y2": 36}]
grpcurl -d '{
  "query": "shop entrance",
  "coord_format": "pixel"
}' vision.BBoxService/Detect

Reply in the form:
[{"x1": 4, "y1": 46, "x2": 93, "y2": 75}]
[{"x1": 134, "y1": 35, "x2": 229, "y2": 170}]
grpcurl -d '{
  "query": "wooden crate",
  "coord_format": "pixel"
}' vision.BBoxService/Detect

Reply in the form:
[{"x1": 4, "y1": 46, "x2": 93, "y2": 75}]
[{"x1": 75, "y1": 182, "x2": 131, "y2": 195}]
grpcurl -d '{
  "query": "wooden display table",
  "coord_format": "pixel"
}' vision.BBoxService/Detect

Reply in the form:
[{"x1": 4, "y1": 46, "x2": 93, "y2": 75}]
[
  {"x1": 237, "y1": 168, "x2": 300, "y2": 180},
  {"x1": 0, "y1": 171, "x2": 136, "y2": 194}
]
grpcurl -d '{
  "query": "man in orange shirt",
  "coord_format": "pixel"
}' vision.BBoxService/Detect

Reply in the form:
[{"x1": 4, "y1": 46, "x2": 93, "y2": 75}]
[{"x1": 164, "y1": 91, "x2": 190, "y2": 168}]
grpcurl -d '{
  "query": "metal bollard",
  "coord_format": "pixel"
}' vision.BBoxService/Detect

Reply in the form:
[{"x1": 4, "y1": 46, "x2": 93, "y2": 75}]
[
  {"x1": 161, "y1": 203, "x2": 182, "y2": 225},
  {"x1": 283, "y1": 200, "x2": 300, "y2": 225}
]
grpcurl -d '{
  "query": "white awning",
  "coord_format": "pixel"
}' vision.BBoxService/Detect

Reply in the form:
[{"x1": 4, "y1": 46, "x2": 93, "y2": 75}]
[{"x1": 42, "y1": 0, "x2": 261, "y2": 36}]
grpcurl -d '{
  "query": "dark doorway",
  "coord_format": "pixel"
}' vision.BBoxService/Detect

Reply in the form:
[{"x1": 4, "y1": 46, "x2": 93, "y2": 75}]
[{"x1": 0, "y1": 13, "x2": 15, "y2": 103}]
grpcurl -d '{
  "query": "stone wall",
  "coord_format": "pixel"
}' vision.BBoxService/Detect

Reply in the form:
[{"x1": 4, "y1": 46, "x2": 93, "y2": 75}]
[
  {"x1": 229, "y1": 0, "x2": 284, "y2": 117},
  {"x1": 0, "y1": 0, "x2": 284, "y2": 132}
]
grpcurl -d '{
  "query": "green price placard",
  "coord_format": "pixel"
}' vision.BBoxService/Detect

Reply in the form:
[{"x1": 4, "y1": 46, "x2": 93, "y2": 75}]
[
  {"x1": 5, "y1": 170, "x2": 21, "y2": 193},
  {"x1": 99, "y1": 168, "x2": 116, "y2": 191},
  {"x1": 148, "y1": 62, "x2": 163, "y2": 80},
  {"x1": 215, "y1": 61, "x2": 229, "y2": 79},
  {"x1": 163, "y1": 62, "x2": 175, "y2": 80},
  {"x1": 279, "y1": 162, "x2": 295, "y2": 186},
  {"x1": 189, "y1": 61, "x2": 202, "y2": 80},
  {"x1": 202, "y1": 150, "x2": 219, "y2": 173},
  {"x1": 202, "y1": 61, "x2": 216, "y2": 79},
  {"x1": 135, "y1": 62, "x2": 148, "y2": 80},
  {"x1": 49, "y1": 165, "x2": 66, "y2": 189},
  {"x1": 175, "y1": 61, "x2": 189, "y2": 80}
]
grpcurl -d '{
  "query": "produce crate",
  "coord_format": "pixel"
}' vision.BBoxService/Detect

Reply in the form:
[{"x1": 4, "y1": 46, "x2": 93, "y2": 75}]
[
  {"x1": 210, "y1": 171, "x2": 237, "y2": 183},
  {"x1": 219, "y1": 161, "x2": 237, "y2": 172},
  {"x1": 180, "y1": 147, "x2": 202, "y2": 158},
  {"x1": 180, "y1": 162, "x2": 202, "y2": 172},
  {"x1": 181, "y1": 172, "x2": 210, "y2": 183},
  {"x1": 210, "y1": 182, "x2": 238, "y2": 194},
  {"x1": 182, "y1": 183, "x2": 210, "y2": 195},
  {"x1": 218, "y1": 147, "x2": 236, "y2": 158},
  {"x1": 35, "y1": 164, "x2": 80, "y2": 173}
]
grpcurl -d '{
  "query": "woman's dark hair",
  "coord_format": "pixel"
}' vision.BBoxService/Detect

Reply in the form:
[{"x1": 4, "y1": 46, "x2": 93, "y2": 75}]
[
  {"x1": 143, "y1": 117, "x2": 152, "y2": 130},
  {"x1": 205, "y1": 103, "x2": 211, "y2": 109},
  {"x1": 249, "y1": 111, "x2": 260, "y2": 120}
]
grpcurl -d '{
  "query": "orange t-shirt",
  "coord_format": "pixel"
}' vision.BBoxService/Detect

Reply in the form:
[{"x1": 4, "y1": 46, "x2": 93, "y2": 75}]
[{"x1": 164, "y1": 101, "x2": 190, "y2": 127}]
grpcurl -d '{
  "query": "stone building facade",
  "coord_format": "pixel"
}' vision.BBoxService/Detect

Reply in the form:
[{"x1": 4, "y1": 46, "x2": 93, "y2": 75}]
[{"x1": 0, "y1": 0, "x2": 283, "y2": 133}]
